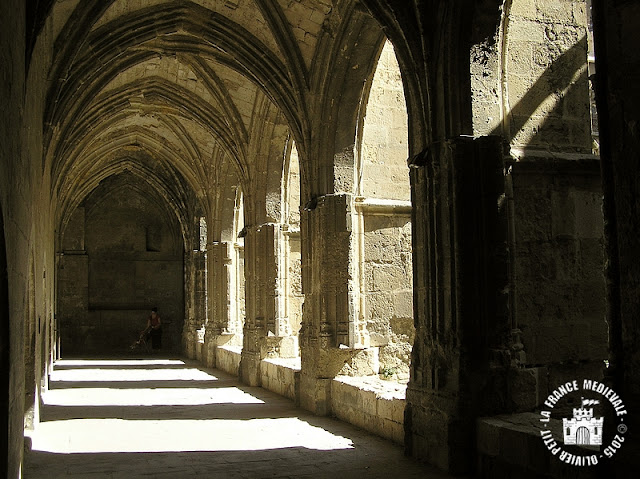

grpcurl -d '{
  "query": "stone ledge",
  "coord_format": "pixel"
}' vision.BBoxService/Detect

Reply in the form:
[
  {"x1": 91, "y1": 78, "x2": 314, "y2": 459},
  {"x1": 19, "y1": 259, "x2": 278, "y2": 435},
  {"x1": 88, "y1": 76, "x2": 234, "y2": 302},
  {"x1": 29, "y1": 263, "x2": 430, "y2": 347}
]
[
  {"x1": 262, "y1": 356, "x2": 301, "y2": 369},
  {"x1": 204, "y1": 351, "x2": 408, "y2": 445},
  {"x1": 331, "y1": 376, "x2": 406, "y2": 444},
  {"x1": 354, "y1": 197, "x2": 412, "y2": 215},
  {"x1": 333, "y1": 375, "x2": 406, "y2": 399},
  {"x1": 216, "y1": 345, "x2": 241, "y2": 376},
  {"x1": 477, "y1": 413, "x2": 602, "y2": 478},
  {"x1": 261, "y1": 357, "x2": 301, "y2": 402}
]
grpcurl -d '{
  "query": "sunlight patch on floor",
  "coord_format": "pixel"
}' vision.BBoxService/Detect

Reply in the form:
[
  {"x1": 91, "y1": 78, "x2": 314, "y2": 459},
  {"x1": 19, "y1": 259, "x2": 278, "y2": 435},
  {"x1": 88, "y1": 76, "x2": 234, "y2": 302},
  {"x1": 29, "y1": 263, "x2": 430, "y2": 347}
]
[
  {"x1": 50, "y1": 367, "x2": 217, "y2": 383},
  {"x1": 28, "y1": 417, "x2": 354, "y2": 453},
  {"x1": 56, "y1": 359, "x2": 187, "y2": 367},
  {"x1": 43, "y1": 386, "x2": 264, "y2": 406},
  {"x1": 28, "y1": 359, "x2": 353, "y2": 455}
]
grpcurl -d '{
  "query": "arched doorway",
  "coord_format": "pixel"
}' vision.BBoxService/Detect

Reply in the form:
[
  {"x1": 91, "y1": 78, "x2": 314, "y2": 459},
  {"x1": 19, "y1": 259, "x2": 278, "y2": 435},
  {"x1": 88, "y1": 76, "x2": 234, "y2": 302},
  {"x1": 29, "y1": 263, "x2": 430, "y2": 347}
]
[{"x1": 576, "y1": 426, "x2": 590, "y2": 445}]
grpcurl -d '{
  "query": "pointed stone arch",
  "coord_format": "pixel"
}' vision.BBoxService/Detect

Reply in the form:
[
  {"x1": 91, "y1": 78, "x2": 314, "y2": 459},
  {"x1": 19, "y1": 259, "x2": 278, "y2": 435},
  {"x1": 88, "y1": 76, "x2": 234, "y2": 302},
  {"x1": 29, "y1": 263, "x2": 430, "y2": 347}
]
[{"x1": 44, "y1": 2, "x2": 306, "y2": 164}]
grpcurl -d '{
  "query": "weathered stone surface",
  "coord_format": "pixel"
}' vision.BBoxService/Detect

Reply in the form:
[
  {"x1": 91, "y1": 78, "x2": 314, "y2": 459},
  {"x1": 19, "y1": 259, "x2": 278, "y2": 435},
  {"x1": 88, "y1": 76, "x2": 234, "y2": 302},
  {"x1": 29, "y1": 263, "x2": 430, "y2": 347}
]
[
  {"x1": 505, "y1": 0, "x2": 592, "y2": 154},
  {"x1": 361, "y1": 40, "x2": 410, "y2": 202},
  {"x1": 2, "y1": 1, "x2": 634, "y2": 478},
  {"x1": 216, "y1": 345, "x2": 242, "y2": 377},
  {"x1": 58, "y1": 176, "x2": 184, "y2": 355},
  {"x1": 592, "y1": 0, "x2": 640, "y2": 434},
  {"x1": 510, "y1": 159, "x2": 607, "y2": 374},
  {"x1": 261, "y1": 357, "x2": 301, "y2": 402},
  {"x1": 332, "y1": 375, "x2": 406, "y2": 444}
]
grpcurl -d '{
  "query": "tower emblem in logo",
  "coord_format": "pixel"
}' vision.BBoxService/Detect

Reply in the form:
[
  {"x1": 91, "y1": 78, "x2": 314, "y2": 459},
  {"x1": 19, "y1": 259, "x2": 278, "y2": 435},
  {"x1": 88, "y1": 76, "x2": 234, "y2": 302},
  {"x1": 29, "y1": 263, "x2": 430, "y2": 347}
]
[{"x1": 563, "y1": 398, "x2": 603, "y2": 446}]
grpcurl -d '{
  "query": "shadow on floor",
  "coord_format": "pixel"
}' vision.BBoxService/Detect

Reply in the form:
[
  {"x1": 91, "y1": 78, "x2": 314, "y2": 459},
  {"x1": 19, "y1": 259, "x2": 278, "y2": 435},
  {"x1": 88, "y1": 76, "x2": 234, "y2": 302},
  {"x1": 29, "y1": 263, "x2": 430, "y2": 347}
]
[{"x1": 24, "y1": 357, "x2": 457, "y2": 479}]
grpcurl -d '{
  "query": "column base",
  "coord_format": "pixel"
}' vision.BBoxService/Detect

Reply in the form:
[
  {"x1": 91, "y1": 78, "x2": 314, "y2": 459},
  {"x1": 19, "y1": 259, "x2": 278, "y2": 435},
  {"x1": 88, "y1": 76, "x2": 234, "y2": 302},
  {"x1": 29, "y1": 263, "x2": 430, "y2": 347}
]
[
  {"x1": 299, "y1": 344, "x2": 379, "y2": 415},
  {"x1": 405, "y1": 387, "x2": 470, "y2": 474},
  {"x1": 182, "y1": 330, "x2": 198, "y2": 360},
  {"x1": 300, "y1": 373, "x2": 332, "y2": 415},
  {"x1": 240, "y1": 350, "x2": 262, "y2": 386},
  {"x1": 204, "y1": 332, "x2": 237, "y2": 368}
]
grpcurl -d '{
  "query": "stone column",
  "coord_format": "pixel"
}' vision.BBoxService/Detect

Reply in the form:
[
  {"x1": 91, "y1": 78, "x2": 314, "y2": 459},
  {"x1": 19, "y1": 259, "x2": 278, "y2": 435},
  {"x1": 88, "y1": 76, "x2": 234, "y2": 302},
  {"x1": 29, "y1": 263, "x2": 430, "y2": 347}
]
[
  {"x1": 240, "y1": 223, "x2": 297, "y2": 386},
  {"x1": 203, "y1": 241, "x2": 237, "y2": 368},
  {"x1": 592, "y1": 0, "x2": 640, "y2": 431},
  {"x1": 405, "y1": 136, "x2": 509, "y2": 473},
  {"x1": 299, "y1": 193, "x2": 376, "y2": 415},
  {"x1": 194, "y1": 249, "x2": 207, "y2": 360},
  {"x1": 182, "y1": 248, "x2": 206, "y2": 359}
]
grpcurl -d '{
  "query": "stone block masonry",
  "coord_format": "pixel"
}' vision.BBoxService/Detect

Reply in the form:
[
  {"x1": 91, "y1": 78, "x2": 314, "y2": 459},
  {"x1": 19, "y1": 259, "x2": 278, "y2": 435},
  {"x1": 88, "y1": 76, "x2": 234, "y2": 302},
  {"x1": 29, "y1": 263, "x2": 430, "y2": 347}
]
[{"x1": 332, "y1": 376, "x2": 406, "y2": 445}]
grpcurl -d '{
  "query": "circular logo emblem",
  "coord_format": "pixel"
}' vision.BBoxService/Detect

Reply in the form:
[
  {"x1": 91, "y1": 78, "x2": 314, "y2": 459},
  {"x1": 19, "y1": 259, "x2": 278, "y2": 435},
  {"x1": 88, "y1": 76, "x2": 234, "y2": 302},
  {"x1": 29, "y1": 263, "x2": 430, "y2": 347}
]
[{"x1": 538, "y1": 379, "x2": 628, "y2": 466}]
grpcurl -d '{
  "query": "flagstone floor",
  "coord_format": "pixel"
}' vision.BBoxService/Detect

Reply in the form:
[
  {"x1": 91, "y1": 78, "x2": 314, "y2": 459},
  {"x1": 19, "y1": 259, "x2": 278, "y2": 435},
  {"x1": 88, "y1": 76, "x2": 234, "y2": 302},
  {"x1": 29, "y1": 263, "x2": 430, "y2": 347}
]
[{"x1": 23, "y1": 358, "x2": 457, "y2": 478}]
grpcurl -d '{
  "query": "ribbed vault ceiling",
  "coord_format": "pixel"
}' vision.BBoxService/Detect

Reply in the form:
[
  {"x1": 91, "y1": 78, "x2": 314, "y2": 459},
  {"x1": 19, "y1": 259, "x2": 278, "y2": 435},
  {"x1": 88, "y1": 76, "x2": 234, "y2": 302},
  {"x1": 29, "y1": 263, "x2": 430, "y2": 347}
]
[{"x1": 43, "y1": 0, "x2": 385, "y2": 242}]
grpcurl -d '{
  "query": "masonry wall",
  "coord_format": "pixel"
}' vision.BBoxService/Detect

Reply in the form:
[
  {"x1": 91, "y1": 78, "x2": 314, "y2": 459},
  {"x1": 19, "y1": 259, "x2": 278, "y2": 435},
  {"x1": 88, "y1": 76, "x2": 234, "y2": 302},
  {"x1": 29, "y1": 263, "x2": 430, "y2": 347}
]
[
  {"x1": 58, "y1": 180, "x2": 184, "y2": 355},
  {"x1": 509, "y1": 159, "x2": 607, "y2": 408},
  {"x1": 261, "y1": 357, "x2": 300, "y2": 402},
  {"x1": 285, "y1": 233, "x2": 303, "y2": 337},
  {"x1": 0, "y1": 1, "x2": 59, "y2": 476},
  {"x1": 285, "y1": 144, "x2": 303, "y2": 339},
  {"x1": 360, "y1": 40, "x2": 410, "y2": 202},
  {"x1": 0, "y1": 1, "x2": 25, "y2": 473},
  {"x1": 592, "y1": 0, "x2": 640, "y2": 425},
  {"x1": 358, "y1": 39, "x2": 413, "y2": 381},
  {"x1": 236, "y1": 247, "x2": 246, "y2": 336},
  {"x1": 332, "y1": 376, "x2": 405, "y2": 445},
  {"x1": 216, "y1": 346, "x2": 242, "y2": 377},
  {"x1": 363, "y1": 214, "x2": 413, "y2": 380},
  {"x1": 506, "y1": 0, "x2": 592, "y2": 153}
]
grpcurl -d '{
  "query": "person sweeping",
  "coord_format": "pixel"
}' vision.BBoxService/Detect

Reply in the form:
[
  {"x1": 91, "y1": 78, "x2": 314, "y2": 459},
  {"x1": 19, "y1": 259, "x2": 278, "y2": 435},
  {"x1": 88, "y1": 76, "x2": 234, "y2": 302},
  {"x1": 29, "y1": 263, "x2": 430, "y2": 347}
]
[{"x1": 147, "y1": 307, "x2": 162, "y2": 350}]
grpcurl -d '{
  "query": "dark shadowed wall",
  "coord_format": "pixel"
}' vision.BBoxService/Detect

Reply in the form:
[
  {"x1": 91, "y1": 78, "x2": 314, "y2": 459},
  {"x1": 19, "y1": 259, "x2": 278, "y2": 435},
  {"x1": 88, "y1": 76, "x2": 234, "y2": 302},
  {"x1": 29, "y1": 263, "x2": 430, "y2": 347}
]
[{"x1": 58, "y1": 173, "x2": 184, "y2": 356}]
